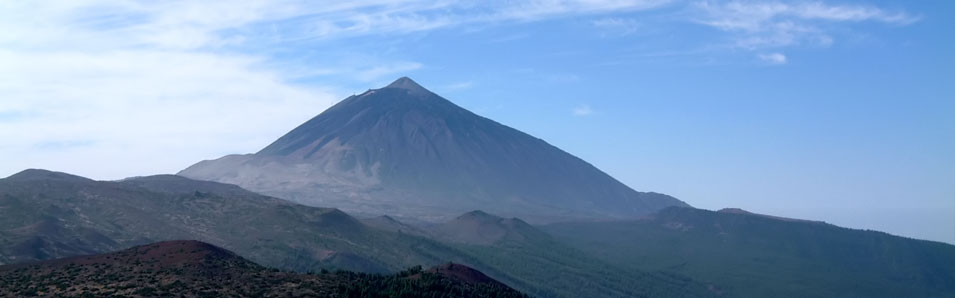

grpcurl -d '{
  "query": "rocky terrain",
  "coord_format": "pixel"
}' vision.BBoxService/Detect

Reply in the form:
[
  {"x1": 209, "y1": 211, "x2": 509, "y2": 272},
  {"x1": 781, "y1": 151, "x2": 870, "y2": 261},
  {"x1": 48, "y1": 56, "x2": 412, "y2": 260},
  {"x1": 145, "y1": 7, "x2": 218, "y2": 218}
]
[{"x1": 0, "y1": 240, "x2": 526, "y2": 297}]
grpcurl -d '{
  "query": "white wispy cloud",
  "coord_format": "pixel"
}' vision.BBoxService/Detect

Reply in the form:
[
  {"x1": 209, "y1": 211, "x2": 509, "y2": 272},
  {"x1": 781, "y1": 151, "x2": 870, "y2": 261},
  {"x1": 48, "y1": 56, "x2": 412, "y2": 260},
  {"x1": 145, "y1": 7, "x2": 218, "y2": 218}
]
[
  {"x1": 353, "y1": 62, "x2": 424, "y2": 82},
  {"x1": 490, "y1": 0, "x2": 673, "y2": 21},
  {"x1": 0, "y1": 1, "x2": 674, "y2": 51},
  {"x1": 758, "y1": 52, "x2": 787, "y2": 64},
  {"x1": 239, "y1": 0, "x2": 674, "y2": 41},
  {"x1": 446, "y1": 81, "x2": 476, "y2": 90},
  {"x1": 592, "y1": 17, "x2": 642, "y2": 35},
  {"x1": 0, "y1": 49, "x2": 336, "y2": 179},
  {"x1": 694, "y1": 1, "x2": 918, "y2": 49},
  {"x1": 573, "y1": 104, "x2": 595, "y2": 116},
  {"x1": 0, "y1": 0, "x2": 672, "y2": 179}
]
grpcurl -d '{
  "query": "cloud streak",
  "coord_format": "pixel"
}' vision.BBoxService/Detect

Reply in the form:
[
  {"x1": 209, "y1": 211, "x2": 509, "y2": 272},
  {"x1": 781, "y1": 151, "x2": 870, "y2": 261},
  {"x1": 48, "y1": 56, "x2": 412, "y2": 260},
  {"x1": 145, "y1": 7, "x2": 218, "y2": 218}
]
[
  {"x1": 592, "y1": 17, "x2": 642, "y2": 35},
  {"x1": 573, "y1": 104, "x2": 595, "y2": 116},
  {"x1": 758, "y1": 52, "x2": 787, "y2": 64},
  {"x1": 694, "y1": 1, "x2": 918, "y2": 49},
  {"x1": 445, "y1": 81, "x2": 476, "y2": 90}
]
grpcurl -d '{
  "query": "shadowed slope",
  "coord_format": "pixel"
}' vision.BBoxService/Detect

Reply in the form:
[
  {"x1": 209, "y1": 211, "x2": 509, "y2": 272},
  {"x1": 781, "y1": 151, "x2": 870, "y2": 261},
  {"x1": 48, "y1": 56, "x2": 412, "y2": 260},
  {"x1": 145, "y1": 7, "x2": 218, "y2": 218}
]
[
  {"x1": 428, "y1": 210, "x2": 715, "y2": 298},
  {"x1": 0, "y1": 169, "x2": 480, "y2": 273},
  {"x1": 0, "y1": 169, "x2": 712, "y2": 297},
  {"x1": 543, "y1": 207, "x2": 955, "y2": 298},
  {"x1": 432, "y1": 210, "x2": 546, "y2": 245},
  {"x1": 427, "y1": 263, "x2": 509, "y2": 286},
  {"x1": 0, "y1": 240, "x2": 527, "y2": 297}
]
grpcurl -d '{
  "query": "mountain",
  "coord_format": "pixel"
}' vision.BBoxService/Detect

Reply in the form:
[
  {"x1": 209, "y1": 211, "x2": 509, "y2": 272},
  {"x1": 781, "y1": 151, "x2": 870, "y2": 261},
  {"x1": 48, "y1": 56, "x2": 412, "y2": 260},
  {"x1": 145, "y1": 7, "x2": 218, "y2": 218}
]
[
  {"x1": 179, "y1": 77, "x2": 688, "y2": 222},
  {"x1": 0, "y1": 169, "x2": 478, "y2": 273},
  {"x1": 428, "y1": 210, "x2": 715, "y2": 297},
  {"x1": 0, "y1": 169, "x2": 710, "y2": 297},
  {"x1": 431, "y1": 210, "x2": 549, "y2": 245},
  {"x1": 0, "y1": 240, "x2": 526, "y2": 297},
  {"x1": 542, "y1": 207, "x2": 955, "y2": 298},
  {"x1": 360, "y1": 215, "x2": 430, "y2": 237}
]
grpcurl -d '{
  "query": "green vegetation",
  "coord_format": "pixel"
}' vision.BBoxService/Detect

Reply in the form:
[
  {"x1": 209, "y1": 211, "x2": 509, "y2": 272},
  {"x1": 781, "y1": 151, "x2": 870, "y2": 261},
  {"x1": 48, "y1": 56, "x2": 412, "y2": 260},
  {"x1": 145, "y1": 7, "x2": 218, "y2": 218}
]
[
  {"x1": 0, "y1": 241, "x2": 525, "y2": 297},
  {"x1": 334, "y1": 266, "x2": 526, "y2": 298}
]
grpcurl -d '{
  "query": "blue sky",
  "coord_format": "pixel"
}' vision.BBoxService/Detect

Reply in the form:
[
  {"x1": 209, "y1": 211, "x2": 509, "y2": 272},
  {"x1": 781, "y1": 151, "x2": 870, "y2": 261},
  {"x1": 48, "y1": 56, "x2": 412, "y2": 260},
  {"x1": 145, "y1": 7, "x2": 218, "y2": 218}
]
[{"x1": 0, "y1": 0, "x2": 952, "y2": 243}]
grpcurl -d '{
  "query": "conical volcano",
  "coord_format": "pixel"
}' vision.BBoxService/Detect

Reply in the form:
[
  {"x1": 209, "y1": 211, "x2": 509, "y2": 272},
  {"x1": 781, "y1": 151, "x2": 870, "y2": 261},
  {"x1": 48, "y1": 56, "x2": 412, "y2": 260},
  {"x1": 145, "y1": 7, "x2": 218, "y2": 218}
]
[{"x1": 180, "y1": 77, "x2": 687, "y2": 222}]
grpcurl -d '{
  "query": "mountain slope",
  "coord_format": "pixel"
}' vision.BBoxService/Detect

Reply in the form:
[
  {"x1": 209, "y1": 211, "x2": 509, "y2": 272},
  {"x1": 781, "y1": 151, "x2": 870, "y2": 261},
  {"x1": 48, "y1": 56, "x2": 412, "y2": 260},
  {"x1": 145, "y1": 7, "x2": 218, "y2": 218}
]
[
  {"x1": 0, "y1": 169, "x2": 713, "y2": 298},
  {"x1": 179, "y1": 77, "x2": 687, "y2": 222},
  {"x1": 431, "y1": 210, "x2": 550, "y2": 245},
  {"x1": 360, "y1": 215, "x2": 430, "y2": 237},
  {"x1": 428, "y1": 210, "x2": 715, "y2": 298},
  {"x1": 0, "y1": 169, "x2": 480, "y2": 273},
  {"x1": 542, "y1": 207, "x2": 955, "y2": 298},
  {"x1": 0, "y1": 240, "x2": 526, "y2": 297}
]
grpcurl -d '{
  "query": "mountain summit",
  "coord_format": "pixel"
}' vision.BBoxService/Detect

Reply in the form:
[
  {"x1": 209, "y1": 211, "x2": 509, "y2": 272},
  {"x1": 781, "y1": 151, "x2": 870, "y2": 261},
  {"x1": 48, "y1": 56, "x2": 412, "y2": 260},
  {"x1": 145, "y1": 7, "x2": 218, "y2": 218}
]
[
  {"x1": 180, "y1": 77, "x2": 687, "y2": 222},
  {"x1": 385, "y1": 76, "x2": 428, "y2": 92}
]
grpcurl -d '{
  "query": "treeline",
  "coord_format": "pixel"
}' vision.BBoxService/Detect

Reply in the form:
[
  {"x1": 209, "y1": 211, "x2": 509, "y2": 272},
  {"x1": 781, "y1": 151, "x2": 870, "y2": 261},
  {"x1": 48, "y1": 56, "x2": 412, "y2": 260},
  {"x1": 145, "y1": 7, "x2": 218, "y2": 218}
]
[{"x1": 331, "y1": 266, "x2": 528, "y2": 298}]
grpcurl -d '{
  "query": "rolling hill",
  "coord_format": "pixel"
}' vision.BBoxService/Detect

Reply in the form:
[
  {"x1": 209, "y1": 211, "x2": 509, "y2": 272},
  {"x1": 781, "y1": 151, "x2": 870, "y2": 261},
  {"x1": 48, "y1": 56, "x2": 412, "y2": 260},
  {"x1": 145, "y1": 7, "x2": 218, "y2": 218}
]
[
  {"x1": 0, "y1": 169, "x2": 475, "y2": 273},
  {"x1": 428, "y1": 210, "x2": 716, "y2": 297},
  {"x1": 542, "y1": 207, "x2": 955, "y2": 298},
  {"x1": 0, "y1": 169, "x2": 709, "y2": 297}
]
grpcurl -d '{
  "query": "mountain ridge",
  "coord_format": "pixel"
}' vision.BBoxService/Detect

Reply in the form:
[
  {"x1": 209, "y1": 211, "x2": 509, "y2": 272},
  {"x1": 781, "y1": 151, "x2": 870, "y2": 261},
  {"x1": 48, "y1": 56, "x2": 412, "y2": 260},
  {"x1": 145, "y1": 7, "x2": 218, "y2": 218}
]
[
  {"x1": 180, "y1": 77, "x2": 688, "y2": 222},
  {"x1": 5, "y1": 169, "x2": 93, "y2": 182},
  {"x1": 543, "y1": 206, "x2": 955, "y2": 298},
  {"x1": 0, "y1": 169, "x2": 717, "y2": 297},
  {"x1": 0, "y1": 169, "x2": 482, "y2": 273}
]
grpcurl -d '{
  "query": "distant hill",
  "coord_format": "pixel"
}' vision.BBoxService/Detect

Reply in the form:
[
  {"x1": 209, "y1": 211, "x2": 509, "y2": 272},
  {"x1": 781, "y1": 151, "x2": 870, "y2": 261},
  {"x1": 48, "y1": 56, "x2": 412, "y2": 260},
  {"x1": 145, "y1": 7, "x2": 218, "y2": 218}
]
[
  {"x1": 179, "y1": 77, "x2": 687, "y2": 223},
  {"x1": 542, "y1": 207, "x2": 955, "y2": 298},
  {"x1": 428, "y1": 210, "x2": 716, "y2": 298},
  {"x1": 360, "y1": 215, "x2": 430, "y2": 237},
  {"x1": 431, "y1": 210, "x2": 550, "y2": 245},
  {"x1": 0, "y1": 169, "x2": 477, "y2": 273},
  {"x1": 15, "y1": 169, "x2": 946, "y2": 297},
  {"x1": 0, "y1": 169, "x2": 709, "y2": 297},
  {"x1": 0, "y1": 240, "x2": 526, "y2": 297}
]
